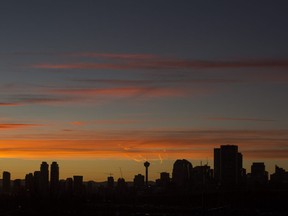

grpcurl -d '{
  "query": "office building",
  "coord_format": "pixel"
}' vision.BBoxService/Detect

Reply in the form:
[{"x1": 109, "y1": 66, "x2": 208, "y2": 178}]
[
  {"x1": 2, "y1": 171, "x2": 11, "y2": 194},
  {"x1": 214, "y1": 145, "x2": 243, "y2": 187},
  {"x1": 172, "y1": 159, "x2": 193, "y2": 187},
  {"x1": 50, "y1": 162, "x2": 59, "y2": 194}
]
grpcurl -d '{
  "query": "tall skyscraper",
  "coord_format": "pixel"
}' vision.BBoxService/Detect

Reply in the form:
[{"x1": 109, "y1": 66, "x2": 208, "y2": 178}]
[
  {"x1": 50, "y1": 162, "x2": 59, "y2": 194},
  {"x1": 25, "y1": 173, "x2": 34, "y2": 195},
  {"x1": 34, "y1": 171, "x2": 41, "y2": 194},
  {"x1": 172, "y1": 159, "x2": 193, "y2": 187},
  {"x1": 40, "y1": 162, "x2": 49, "y2": 195},
  {"x1": 2, "y1": 171, "x2": 11, "y2": 194},
  {"x1": 214, "y1": 145, "x2": 243, "y2": 187}
]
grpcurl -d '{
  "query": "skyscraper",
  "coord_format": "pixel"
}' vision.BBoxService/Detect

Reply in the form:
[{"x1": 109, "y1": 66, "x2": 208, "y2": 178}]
[
  {"x1": 133, "y1": 174, "x2": 145, "y2": 188},
  {"x1": 250, "y1": 162, "x2": 268, "y2": 185},
  {"x1": 50, "y1": 162, "x2": 59, "y2": 194},
  {"x1": 2, "y1": 171, "x2": 11, "y2": 194},
  {"x1": 214, "y1": 145, "x2": 242, "y2": 187},
  {"x1": 40, "y1": 162, "x2": 49, "y2": 195},
  {"x1": 172, "y1": 159, "x2": 193, "y2": 187}
]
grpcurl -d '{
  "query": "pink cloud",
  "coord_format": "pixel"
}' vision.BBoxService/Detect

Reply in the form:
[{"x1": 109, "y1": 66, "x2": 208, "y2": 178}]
[
  {"x1": 53, "y1": 87, "x2": 191, "y2": 97},
  {"x1": 66, "y1": 52, "x2": 160, "y2": 60},
  {"x1": 0, "y1": 102, "x2": 23, "y2": 106},
  {"x1": 32, "y1": 59, "x2": 288, "y2": 70}
]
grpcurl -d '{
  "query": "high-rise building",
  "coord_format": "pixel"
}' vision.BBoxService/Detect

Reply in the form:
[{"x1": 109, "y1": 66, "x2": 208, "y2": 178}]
[
  {"x1": 214, "y1": 145, "x2": 243, "y2": 187},
  {"x1": 172, "y1": 159, "x2": 193, "y2": 187},
  {"x1": 13, "y1": 179, "x2": 22, "y2": 195},
  {"x1": 33, "y1": 171, "x2": 41, "y2": 194},
  {"x1": 73, "y1": 175, "x2": 83, "y2": 195},
  {"x1": 214, "y1": 148, "x2": 220, "y2": 183},
  {"x1": 40, "y1": 162, "x2": 49, "y2": 195},
  {"x1": 192, "y1": 165, "x2": 213, "y2": 185},
  {"x1": 25, "y1": 173, "x2": 34, "y2": 195},
  {"x1": 2, "y1": 171, "x2": 11, "y2": 194},
  {"x1": 249, "y1": 162, "x2": 268, "y2": 185},
  {"x1": 50, "y1": 162, "x2": 59, "y2": 194},
  {"x1": 160, "y1": 172, "x2": 170, "y2": 185},
  {"x1": 133, "y1": 174, "x2": 145, "y2": 188},
  {"x1": 65, "y1": 178, "x2": 73, "y2": 194},
  {"x1": 270, "y1": 165, "x2": 288, "y2": 185}
]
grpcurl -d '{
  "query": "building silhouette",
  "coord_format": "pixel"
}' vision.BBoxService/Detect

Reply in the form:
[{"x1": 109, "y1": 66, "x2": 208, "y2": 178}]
[
  {"x1": 116, "y1": 178, "x2": 127, "y2": 192},
  {"x1": 65, "y1": 177, "x2": 73, "y2": 194},
  {"x1": 172, "y1": 159, "x2": 193, "y2": 187},
  {"x1": 270, "y1": 165, "x2": 288, "y2": 186},
  {"x1": 13, "y1": 179, "x2": 22, "y2": 195},
  {"x1": 134, "y1": 174, "x2": 145, "y2": 188},
  {"x1": 248, "y1": 162, "x2": 268, "y2": 185},
  {"x1": 33, "y1": 171, "x2": 41, "y2": 195},
  {"x1": 2, "y1": 171, "x2": 11, "y2": 194},
  {"x1": 144, "y1": 161, "x2": 150, "y2": 187},
  {"x1": 160, "y1": 172, "x2": 170, "y2": 186},
  {"x1": 214, "y1": 145, "x2": 243, "y2": 187},
  {"x1": 25, "y1": 173, "x2": 34, "y2": 195},
  {"x1": 50, "y1": 161, "x2": 59, "y2": 195},
  {"x1": 40, "y1": 162, "x2": 49, "y2": 195},
  {"x1": 192, "y1": 165, "x2": 213, "y2": 186},
  {"x1": 107, "y1": 176, "x2": 115, "y2": 188},
  {"x1": 73, "y1": 175, "x2": 83, "y2": 195}
]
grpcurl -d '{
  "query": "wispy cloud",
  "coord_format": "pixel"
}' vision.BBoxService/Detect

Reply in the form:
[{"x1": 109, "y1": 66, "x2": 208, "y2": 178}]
[
  {"x1": 0, "y1": 102, "x2": 23, "y2": 106},
  {"x1": 52, "y1": 87, "x2": 194, "y2": 97},
  {"x1": 32, "y1": 59, "x2": 288, "y2": 70},
  {"x1": 1, "y1": 129, "x2": 287, "y2": 159},
  {"x1": 207, "y1": 117, "x2": 276, "y2": 122},
  {"x1": 65, "y1": 52, "x2": 160, "y2": 60},
  {"x1": 73, "y1": 78, "x2": 243, "y2": 85},
  {"x1": 2, "y1": 51, "x2": 159, "y2": 60},
  {"x1": 0, "y1": 123, "x2": 41, "y2": 129}
]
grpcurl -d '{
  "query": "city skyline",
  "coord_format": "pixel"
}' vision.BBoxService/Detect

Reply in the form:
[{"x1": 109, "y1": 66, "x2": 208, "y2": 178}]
[
  {"x1": 1, "y1": 1, "x2": 288, "y2": 181},
  {"x1": 0, "y1": 145, "x2": 285, "y2": 182}
]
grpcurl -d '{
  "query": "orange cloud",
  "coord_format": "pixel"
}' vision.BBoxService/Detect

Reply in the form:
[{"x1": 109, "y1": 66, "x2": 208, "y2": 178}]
[
  {"x1": 0, "y1": 123, "x2": 41, "y2": 129},
  {"x1": 70, "y1": 121, "x2": 86, "y2": 126},
  {"x1": 0, "y1": 129, "x2": 287, "y2": 160}
]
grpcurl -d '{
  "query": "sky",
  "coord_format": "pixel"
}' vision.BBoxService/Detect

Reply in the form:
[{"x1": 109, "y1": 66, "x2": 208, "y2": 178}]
[{"x1": 0, "y1": 1, "x2": 288, "y2": 181}]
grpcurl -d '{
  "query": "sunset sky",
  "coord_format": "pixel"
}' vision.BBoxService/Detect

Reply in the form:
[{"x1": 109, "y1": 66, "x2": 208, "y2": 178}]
[{"x1": 1, "y1": 1, "x2": 288, "y2": 181}]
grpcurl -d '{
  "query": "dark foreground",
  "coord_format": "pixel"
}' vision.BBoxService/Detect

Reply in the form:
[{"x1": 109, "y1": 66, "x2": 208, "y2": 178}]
[{"x1": 0, "y1": 189, "x2": 287, "y2": 216}]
